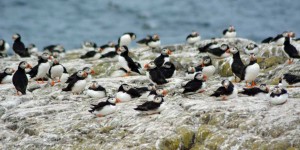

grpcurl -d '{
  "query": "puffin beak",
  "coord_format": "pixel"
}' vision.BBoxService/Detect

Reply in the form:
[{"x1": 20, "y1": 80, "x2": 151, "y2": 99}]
[
  {"x1": 201, "y1": 63, "x2": 205, "y2": 67},
  {"x1": 266, "y1": 87, "x2": 269, "y2": 92},
  {"x1": 26, "y1": 64, "x2": 32, "y2": 69},
  {"x1": 98, "y1": 48, "x2": 103, "y2": 52},
  {"x1": 203, "y1": 75, "x2": 207, "y2": 81},
  {"x1": 83, "y1": 72, "x2": 88, "y2": 77},
  {"x1": 91, "y1": 69, "x2": 95, "y2": 75},
  {"x1": 167, "y1": 49, "x2": 172, "y2": 55},
  {"x1": 144, "y1": 64, "x2": 149, "y2": 69},
  {"x1": 49, "y1": 56, "x2": 53, "y2": 60},
  {"x1": 116, "y1": 98, "x2": 121, "y2": 103},
  {"x1": 226, "y1": 48, "x2": 230, "y2": 53},
  {"x1": 162, "y1": 90, "x2": 168, "y2": 96}
]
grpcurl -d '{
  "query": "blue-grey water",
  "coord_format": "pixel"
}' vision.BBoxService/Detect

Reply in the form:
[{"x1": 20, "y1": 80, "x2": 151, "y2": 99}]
[{"x1": 1, "y1": 0, "x2": 299, "y2": 51}]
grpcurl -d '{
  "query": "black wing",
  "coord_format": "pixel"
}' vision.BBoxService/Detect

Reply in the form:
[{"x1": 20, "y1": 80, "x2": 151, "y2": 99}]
[
  {"x1": 137, "y1": 37, "x2": 150, "y2": 44},
  {"x1": 210, "y1": 87, "x2": 226, "y2": 97},
  {"x1": 239, "y1": 87, "x2": 262, "y2": 96},
  {"x1": 62, "y1": 78, "x2": 78, "y2": 91},
  {"x1": 0, "y1": 73, "x2": 6, "y2": 83},
  {"x1": 88, "y1": 101, "x2": 110, "y2": 113},
  {"x1": 198, "y1": 43, "x2": 214, "y2": 53},
  {"x1": 223, "y1": 29, "x2": 228, "y2": 35},
  {"x1": 134, "y1": 101, "x2": 160, "y2": 111},
  {"x1": 100, "y1": 51, "x2": 117, "y2": 58},
  {"x1": 135, "y1": 87, "x2": 149, "y2": 94},
  {"x1": 63, "y1": 66, "x2": 68, "y2": 73},
  {"x1": 66, "y1": 72, "x2": 77, "y2": 83},
  {"x1": 207, "y1": 48, "x2": 225, "y2": 57},
  {"x1": 271, "y1": 34, "x2": 283, "y2": 42},
  {"x1": 149, "y1": 69, "x2": 168, "y2": 85},
  {"x1": 125, "y1": 56, "x2": 141, "y2": 74},
  {"x1": 80, "y1": 51, "x2": 97, "y2": 59},
  {"x1": 154, "y1": 55, "x2": 164, "y2": 67},
  {"x1": 261, "y1": 37, "x2": 273, "y2": 43},
  {"x1": 127, "y1": 88, "x2": 141, "y2": 98},
  {"x1": 89, "y1": 85, "x2": 106, "y2": 92},
  {"x1": 13, "y1": 70, "x2": 28, "y2": 94},
  {"x1": 28, "y1": 65, "x2": 39, "y2": 78},
  {"x1": 231, "y1": 52, "x2": 246, "y2": 80},
  {"x1": 183, "y1": 80, "x2": 203, "y2": 93}
]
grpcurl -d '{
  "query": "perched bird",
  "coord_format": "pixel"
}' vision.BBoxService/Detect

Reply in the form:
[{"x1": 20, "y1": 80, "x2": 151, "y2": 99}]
[
  {"x1": 43, "y1": 44, "x2": 65, "y2": 53},
  {"x1": 270, "y1": 31, "x2": 289, "y2": 45},
  {"x1": 13, "y1": 61, "x2": 32, "y2": 95},
  {"x1": 98, "y1": 42, "x2": 116, "y2": 54},
  {"x1": 244, "y1": 43, "x2": 259, "y2": 55},
  {"x1": 147, "y1": 88, "x2": 168, "y2": 101},
  {"x1": 198, "y1": 38, "x2": 218, "y2": 53},
  {"x1": 186, "y1": 56, "x2": 215, "y2": 79},
  {"x1": 207, "y1": 43, "x2": 231, "y2": 59},
  {"x1": 80, "y1": 50, "x2": 101, "y2": 59},
  {"x1": 159, "y1": 62, "x2": 176, "y2": 79},
  {"x1": 0, "y1": 39, "x2": 10, "y2": 58},
  {"x1": 230, "y1": 47, "x2": 246, "y2": 82},
  {"x1": 66, "y1": 67, "x2": 95, "y2": 83},
  {"x1": 28, "y1": 52, "x2": 52, "y2": 83},
  {"x1": 48, "y1": 58, "x2": 67, "y2": 86},
  {"x1": 111, "y1": 62, "x2": 142, "y2": 77},
  {"x1": 88, "y1": 97, "x2": 121, "y2": 117},
  {"x1": 136, "y1": 35, "x2": 151, "y2": 46},
  {"x1": 283, "y1": 33, "x2": 300, "y2": 64},
  {"x1": 82, "y1": 41, "x2": 97, "y2": 50},
  {"x1": 144, "y1": 61, "x2": 168, "y2": 85},
  {"x1": 0, "y1": 68, "x2": 15, "y2": 84},
  {"x1": 280, "y1": 73, "x2": 300, "y2": 87},
  {"x1": 239, "y1": 84, "x2": 269, "y2": 97},
  {"x1": 186, "y1": 31, "x2": 201, "y2": 45},
  {"x1": 182, "y1": 72, "x2": 207, "y2": 94},
  {"x1": 118, "y1": 32, "x2": 136, "y2": 47},
  {"x1": 86, "y1": 81, "x2": 107, "y2": 98},
  {"x1": 26, "y1": 43, "x2": 38, "y2": 55},
  {"x1": 116, "y1": 46, "x2": 141, "y2": 75},
  {"x1": 268, "y1": 86, "x2": 288, "y2": 105},
  {"x1": 134, "y1": 95, "x2": 165, "y2": 115},
  {"x1": 147, "y1": 34, "x2": 161, "y2": 49},
  {"x1": 223, "y1": 25, "x2": 236, "y2": 38},
  {"x1": 154, "y1": 48, "x2": 172, "y2": 67},
  {"x1": 116, "y1": 84, "x2": 140, "y2": 102},
  {"x1": 62, "y1": 70, "x2": 88, "y2": 94},
  {"x1": 210, "y1": 80, "x2": 238, "y2": 100},
  {"x1": 12, "y1": 33, "x2": 30, "y2": 57},
  {"x1": 242, "y1": 54, "x2": 260, "y2": 87}
]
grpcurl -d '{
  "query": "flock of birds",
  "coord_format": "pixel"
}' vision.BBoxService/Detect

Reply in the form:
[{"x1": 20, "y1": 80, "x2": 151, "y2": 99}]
[{"x1": 1, "y1": 25, "x2": 300, "y2": 117}]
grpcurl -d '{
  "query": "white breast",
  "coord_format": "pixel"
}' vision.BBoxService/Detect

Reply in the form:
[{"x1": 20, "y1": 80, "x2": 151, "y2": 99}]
[
  {"x1": 1, "y1": 75, "x2": 13, "y2": 84},
  {"x1": 101, "y1": 47, "x2": 115, "y2": 54},
  {"x1": 111, "y1": 69, "x2": 127, "y2": 77},
  {"x1": 72, "y1": 80, "x2": 87, "y2": 94},
  {"x1": 245, "y1": 63, "x2": 260, "y2": 82},
  {"x1": 224, "y1": 32, "x2": 237, "y2": 38},
  {"x1": 269, "y1": 93, "x2": 288, "y2": 105},
  {"x1": 163, "y1": 57, "x2": 170, "y2": 64},
  {"x1": 227, "y1": 87, "x2": 238, "y2": 99},
  {"x1": 0, "y1": 43, "x2": 10, "y2": 54},
  {"x1": 116, "y1": 91, "x2": 131, "y2": 102},
  {"x1": 187, "y1": 36, "x2": 201, "y2": 44},
  {"x1": 148, "y1": 40, "x2": 161, "y2": 48},
  {"x1": 147, "y1": 94, "x2": 156, "y2": 101},
  {"x1": 86, "y1": 90, "x2": 106, "y2": 98},
  {"x1": 202, "y1": 65, "x2": 216, "y2": 77},
  {"x1": 244, "y1": 47, "x2": 259, "y2": 55},
  {"x1": 93, "y1": 105, "x2": 117, "y2": 116},
  {"x1": 36, "y1": 62, "x2": 51, "y2": 79},
  {"x1": 119, "y1": 35, "x2": 131, "y2": 46},
  {"x1": 60, "y1": 73, "x2": 69, "y2": 84},
  {"x1": 140, "y1": 103, "x2": 165, "y2": 115},
  {"x1": 50, "y1": 65, "x2": 64, "y2": 79},
  {"x1": 118, "y1": 56, "x2": 130, "y2": 71}
]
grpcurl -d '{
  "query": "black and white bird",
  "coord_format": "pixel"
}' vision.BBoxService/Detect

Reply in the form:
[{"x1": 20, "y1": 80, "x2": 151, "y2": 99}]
[
  {"x1": 207, "y1": 43, "x2": 231, "y2": 59},
  {"x1": 280, "y1": 73, "x2": 300, "y2": 87},
  {"x1": 99, "y1": 42, "x2": 117, "y2": 54},
  {"x1": 28, "y1": 52, "x2": 52, "y2": 83},
  {"x1": 182, "y1": 72, "x2": 207, "y2": 95},
  {"x1": 48, "y1": 58, "x2": 67, "y2": 86},
  {"x1": 43, "y1": 44, "x2": 65, "y2": 54},
  {"x1": 118, "y1": 32, "x2": 136, "y2": 47},
  {"x1": 147, "y1": 87, "x2": 168, "y2": 101},
  {"x1": 154, "y1": 48, "x2": 172, "y2": 67},
  {"x1": 243, "y1": 54, "x2": 260, "y2": 87},
  {"x1": 144, "y1": 61, "x2": 168, "y2": 85},
  {"x1": 62, "y1": 70, "x2": 88, "y2": 94},
  {"x1": 65, "y1": 67, "x2": 95, "y2": 84},
  {"x1": 186, "y1": 31, "x2": 201, "y2": 45},
  {"x1": 198, "y1": 39, "x2": 218, "y2": 53},
  {"x1": 88, "y1": 97, "x2": 121, "y2": 117},
  {"x1": 136, "y1": 35, "x2": 151, "y2": 46},
  {"x1": 283, "y1": 33, "x2": 300, "y2": 64},
  {"x1": 12, "y1": 33, "x2": 30, "y2": 57},
  {"x1": 239, "y1": 84, "x2": 269, "y2": 97},
  {"x1": 0, "y1": 39, "x2": 10, "y2": 58},
  {"x1": 82, "y1": 41, "x2": 97, "y2": 50},
  {"x1": 116, "y1": 84, "x2": 141, "y2": 102},
  {"x1": 116, "y1": 46, "x2": 141, "y2": 75},
  {"x1": 265, "y1": 31, "x2": 289, "y2": 45},
  {"x1": 134, "y1": 95, "x2": 165, "y2": 115},
  {"x1": 13, "y1": 61, "x2": 32, "y2": 95},
  {"x1": 223, "y1": 26, "x2": 236, "y2": 38},
  {"x1": 186, "y1": 56, "x2": 215, "y2": 79},
  {"x1": 210, "y1": 80, "x2": 238, "y2": 100},
  {"x1": 0, "y1": 68, "x2": 15, "y2": 84},
  {"x1": 147, "y1": 34, "x2": 161, "y2": 49},
  {"x1": 230, "y1": 47, "x2": 246, "y2": 82},
  {"x1": 244, "y1": 43, "x2": 259, "y2": 55},
  {"x1": 159, "y1": 62, "x2": 176, "y2": 79},
  {"x1": 86, "y1": 81, "x2": 107, "y2": 98},
  {"x1": 268, "y1": 86, "x2": 288, "y2": 105},
  {"x1": 26, "y1": 43, "x2": 38, "y2": 55}
]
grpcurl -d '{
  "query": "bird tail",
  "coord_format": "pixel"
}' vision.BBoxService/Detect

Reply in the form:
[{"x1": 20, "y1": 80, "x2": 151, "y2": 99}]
[{"x1": 88, "y1": 109, "x2": 94, "y2": 113}]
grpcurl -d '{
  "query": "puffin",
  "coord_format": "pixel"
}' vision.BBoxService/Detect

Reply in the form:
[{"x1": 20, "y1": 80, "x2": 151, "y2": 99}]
[
  {"x1": 206, "y1": 43, "x2": 231, "y2": 59},
  {"x1": 210, "y1": 80, "x2": 238, "y2": 100},
  {"x1": 268, "y1": 86, "x2": 288, "y2": 105},
  {"x1": 271, "y1": 31, "x2": 289, "y2": 45},
  {"x1": 223, "y1": 26, "x2": 236, "y2": 38},
  {"x1": 283, "y1": 33, "x2": 300, "y2": 64},
  {"x1": 116, "y1": 46, "x2": 141, "y2": 75},
  {"x1": 13, "y1": 61, "x2": 32, "y2": 95},
  {"x1": 280, "y1": 73, "x2": 300, "y2": 87},
  {"x1": 116, "y1": 84, "x2": 140, "y2": 102},
  {"x1": 66, "y1": 67, "x2": 95, "y2": 83},
  {"x1": 0, "y1": 68, "x2": 15, "y2": 84},
  {"x1": 244, "y1": 43, "x2": 259, "y2": 55},
  {"x1": 239, "y1": 84, "x2": 269, "y2": 97},
  {"x1": 134, "y1": 95, "x2": 165, "y2": 115},
  {"x1": 12, "y1": 33, "x2": 30, "y2": 57},
  {"x1": 230, "y1": 47, "x2": 246, "y2": 82},
  {"x1": 80, "y1": 49, "x2": 101, "y2": 59},
  {"x1": 86, "y1": 81, "x2": 107, "y2": 98},
  {"x1": 147, "y1": 88, "x2": 168, "y2": 101},
  {"x1": 242, "y1": 54, "x2": 260, "y2": 87},
  {"x1": 144, "y1": 61, "x2": 168, "y2": 85},
  {"x1": 118, "y1": 32, "x2": 136, "y2": 47},
  {"x1": 198, "y1": 38, "x2": 218, "y2": 53},
  {"x1": 43, "y1": 44, "x2": 65, "y2": 54},
  {"x1": 147, "y1": 34, "x2": 161, "y2": 49},
  {"x1": 62, "y1": 70, "x2": 88, "y2": 94},
  {"x1": 26, "y1": 43, "x2": 38, "y2": 55},
  {"x1": 186, "y1": 31, "x2": 201, "y2": 45},
  {"x1": 159, "y1": 62, "x2": 176, "y2": 79},
  {"x1": 186, "y1": 56, "x2": 215, "y2": 79},
  {"x1": 99, "y1": 42, "x2": 117, "y2": 54},
  {"x1": 111, "y1": 62, "x2": 142, "y2": 77},
  {"x1": 182, "y1": 72, "x2": 207, "y2": 94},
  {"x1": 137, "y1": 35, "x2": 151, "y2": 46},
  {"x1": 88, "y1": 97, "x2": 121, "y2": 117},
  {"x1": 0, "y1": 39, "x2": 10, "y2": 57},
  {"x1": 82, "y1": 41, "x2": 97, "y2": 50},
  {"x1": 154, "y1": 48, "x2": 172, "y2": 67},
  {"x1": 48, "y1": 58, "x2": 68, "y2": 86},
  {"x1": 28, "y1": 52, "x2": 52, "y2": 83}
]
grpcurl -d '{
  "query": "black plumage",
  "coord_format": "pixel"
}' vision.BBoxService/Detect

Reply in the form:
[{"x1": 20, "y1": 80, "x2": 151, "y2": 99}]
[
  {"x1": 80, "y1": 51, "x2": 97, "y2": 59},
  {"x1": 282, "y1": 73, "x2": 300, "y2": 85},
  {"x1": 231, "y1": 49, "x2": 246, "y2": 80},
  {"x1": 28, "y1": 56, "x2": 49, "y2": 78},
  {"x1": 207, "y1": 47, "x2": 227, "y2": 57},
  {"x1": 89, "y1": 85, "x2": 106, "y2": 92},
  {"x1": 0, "y1": 68, "x2": 13, "y2": 83},
  {"x1": 127, "y1": 88, "x2": 142, "y2": 98},
  {"x1": 62, "y1": 74, "x2": 85, "y2": 91},
  {"x1": 283, "y1": 37, "x2": 300, "y2": 59},
  {"x1": 13, "y1": 61, "x2": 30, "y2": 95},
  {"x1": 146, "y1": 64, "x2": 168, "y2": 85},
  {"x1": 100, "y1": 51, "x2": 118, "y2": 58},
  {"x1": 210, "y1": 80, "x2": 234, "y2": 97},
  {"x1": 88, "y1": 100, "x2": 116, "y2": 113},
  {"x1": 12, "y1": 34, "x2": 30, "y2": 57},
  {"x1": 270, "y1": 89, "x2": 287, "y2": 98},
  {"x1": 154, "y1": 49, "x2": 171, "y2": 67},
  {"x1": 134, "y1": 96, "x2": 164, "y2": 111},
  {"x1": 159, "y1": 62, "x2": 176, "y2": 78},
  {"x1": 261, "y1": 37, "x2": 273, "y2": 43},
  {"x1": 137, "y1": 35, "x2": 151, "y2": 45},
  {"x1": 239, "y1": 87, "x2": 268, "y2": 96},
  {"x1": 182, "y1": 73, "x2": 205, "y2": 94},
  {"x1": 118, "y1": 46, "x2": 141, "y2": 74}
]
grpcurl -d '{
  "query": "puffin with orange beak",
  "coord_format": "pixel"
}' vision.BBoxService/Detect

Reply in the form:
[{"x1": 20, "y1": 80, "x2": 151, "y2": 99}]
[
  {"x1": 116, "y1": 45, "x2": 141, "y2": 76},
  {"x1": 13, "y1": 61, "x2": 32, "y2": 95},
  {"x1": 28, "y1": 52, "x2": 52, "y2": 84},
  {"x1": 88, "y1": 97, "x2": 121, "y2": 117},
  {"x1": 0, "y1": 68, "x2": 15, "y2": 84},
  {"x1": 283, "y1": 32, "x2": 300, "y2": 64},
  {"x1": 186, "y1": 56, "x2": 215, "y2": 79},
  {"x1": 86, "y1": 81, "x2": 107, "y2": 98},
  {"x1": 48, "y1": 58, "x2": 68, "y2": 86},
  {"x1": 223, "y1": 25, "x2": 236, "y2": 38},
  {"x1": 239, "y1": 84, "x2": 269, "y2": 97},
  {"x1": 147, "y1": 34, "x2": 161, "y2": 49},
  {"x1": 144, "y1": 61, "x2": 168, "y2": 85},
  {"x1": 243, "y1": 54, "x2": 260, "y2": 87},
  {"x1": 62, "y1": 70, "x2": 88, "y2": 94},
  {"x1": 134, "y1": 95, "x2": 165, "y2": 115},
  {"x1": 207, "y1": 43, "x2": 231, "y2": 59},
  {"x1": 210, "y1": 79, "x2": 238, "y2": 100},
  {"x1": 65, "y1": 67, "x2": 95, "y2": 83},
  {"x1": 154, "y1": 48, "x2": 172, "y2": 67},
  {"x1": 186, "y1": 31, "x2": 201, "y2": 45},
  {"x1": 182, "y1": 72, "x2": 207, "y2": 95}
]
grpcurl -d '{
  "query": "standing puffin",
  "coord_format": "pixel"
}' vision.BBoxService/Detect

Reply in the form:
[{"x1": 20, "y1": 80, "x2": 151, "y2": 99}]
[
  {"x1": 147, "y1": 34, "x2": 161, "y2": 49},
  {"x1": 242, "y1": 54, "x2": 260, "y2": 87},
  {"x1": 186, "y1": 31, "x2": 201, "y2": 45},
  {"x1": 144, "y1": 61, "x2": 168, "y2": 85},
  {"x1": 62, "y1": 70, "x2": 88, "y2": 94},
  {"x1": 86, "y1": 81, "x2": 107, "y2": 98},
  {"x1": 82, "y1": 41, "x2": 97, "y2": 50},
  {"x1": 116, "y1": 46, "x2": 141, "y2": 75},
  {"x1": 280, "y1": 73, "x2": 300, "y2": 87},
  {"x1": 244, "y1": 43, "x2": 259, "y2": 55},
  {"x1": 210, "y1": 80, "x2": 238, "y2": 100},
  {"x1": 182, "y1": 72, "x2": 207, "y2": 95},
  {"x1": 28, "y1": 52, "x2": 52, "y2": 83},
  {"x1": 159, "y1": 62, "x2": 176, "y2": 79},
  {"x1": 0, "y1": 68, "x2": 15, "y2": 84},
  {"x1": 12, "y1": 33, "x2": 30, "y2": 57},
  {"x1": 88, "y1": 97, "x2": 121, "y2": 117},
  {"x1": 118, "y1": 32, "x2": 136, "y2": 47},
  {"x1": 137, "y1": 35, "x2": 151, "y2": 46},
  {"x1": 239, "y1": 84, "x2": 269, "y2": 97},
  {"x1": 154, "y1": 48, "x2": 172, "y2": 67},
  {"x1": 207, "y1": 43, "x2": 231, "y2": 59},
  {"x1": 48, "y1": 58, "x2": 68, "y2": 86},
  {"x1": 230, "y1": 47, "x2": 246, "y2": 82},
  {"x1": 283, "y1": 33, "x2": 300, "y2": 64},
  {"x1": 268, "y1": 86, "x2": 288, "y2": 105},
  {"x1": 223, "y1": 26, "x2": 236, "y2": 38},
  {"x1": 271, "y1": 31, "x2": 289, "y2": 45},
  {"x1": 0, "y1": 39, "x2": 10, "y2": 58},
  {"x1": 13, "y1": 61, "x2": 32, "y2": 95},
  {"x1": 134, "y1": 95, "x2": 165, "y2": 115}
]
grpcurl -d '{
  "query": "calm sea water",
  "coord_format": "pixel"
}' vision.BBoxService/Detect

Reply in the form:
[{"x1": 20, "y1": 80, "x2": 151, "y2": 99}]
[{"x1": 0, "y1": 0, "x2": 299, "y2": 51}]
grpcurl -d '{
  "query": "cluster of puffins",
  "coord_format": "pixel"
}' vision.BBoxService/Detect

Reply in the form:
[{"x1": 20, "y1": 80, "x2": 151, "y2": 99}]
[{"x1": 1, "y1": 26, "x2": 300, "y2": 117}]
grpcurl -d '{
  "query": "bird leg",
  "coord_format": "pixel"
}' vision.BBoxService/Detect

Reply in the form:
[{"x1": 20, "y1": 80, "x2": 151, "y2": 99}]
[
  {"x1": 198, "y1": 89, "x2": 205, "y2": 93},
  {"x1": 245, "y1": 82, "x2": 252, "y2": 88},
  {"x1": 222, "y1": 96, "x2": 227, "y2": 101},
  {"x1": 96, "y1": 114, "x2": 103, "y2": 118},
  {"x1": 51, "y1": 80, "x2": 55, "y2": 86},
  {"x1": 288, "y1": 59, "x2": 293, "y2": 64}
]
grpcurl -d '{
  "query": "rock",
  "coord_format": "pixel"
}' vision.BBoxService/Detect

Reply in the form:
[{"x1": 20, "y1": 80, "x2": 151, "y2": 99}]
[
  {"x1": 158, "y1": 135, "x2": 181, "y2": 150},
  {"x1": 190, "y1": 143, "x2": 207, "y2": 150},
  {"x1": 0, "y1": 106, "x2": 5, "y2": 117},
  {"x1": 267, "y1": 140, "x2": 291, "y2": 150},
  {"x1": 219, "y1": 62, "x2": 233, "y2": 77},
  {"x1": 24, "y1": 128, "x2": 38, "y2": 136},
  {"x1": 195, "y1": 125, "x2": 212, "y2": 144},
  {"x1": 176, "y1": 126, "x2": 195, "y2": 150},
  {"x1": 204, "y1": 133, "x2": 226, "y2": 150}
]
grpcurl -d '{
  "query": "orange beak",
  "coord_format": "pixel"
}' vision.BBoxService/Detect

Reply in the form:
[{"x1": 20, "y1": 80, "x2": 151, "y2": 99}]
[
  {"x1": 226, "y1": 48, "x2": 230, "y2": 53},
  {"x1": 91, "y1": 69, "x2": 95, "y2": 75},
  {"x1": 162, "y1": 90, "x2": 168, "y2": 96},
  {"x1": 83, "y1": 72, "x2": 88, "y2": 77},
  {"x1": 201, "y1": 63, "x2": 205, "y2": 67},
  {"x1": 98, "y1": 48, "x2": 103, "y2": 52},
  {"x1": 26, "y1": 64, "x2": 32, "y2": 69},
  {"x1": 167, "y1": 49, "x2": 172, "y2": 55},
  {"x1": 144, "y1": 64, "x2": 149, "y2": 69},
  {"x1": 203, "y1": 75, "x2": 207, "y2": 81},
  {"x1": 116, "y1": 98, "x2": 121, "y2": 103},
  {"x1": 48, "y1": 56, "x2": 53, "y2": 60}
]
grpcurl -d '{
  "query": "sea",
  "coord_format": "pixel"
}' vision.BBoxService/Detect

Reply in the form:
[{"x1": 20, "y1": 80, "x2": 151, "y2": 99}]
[{"x1": 0, "y1": 0, "x2": 299, "y2": 52}]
